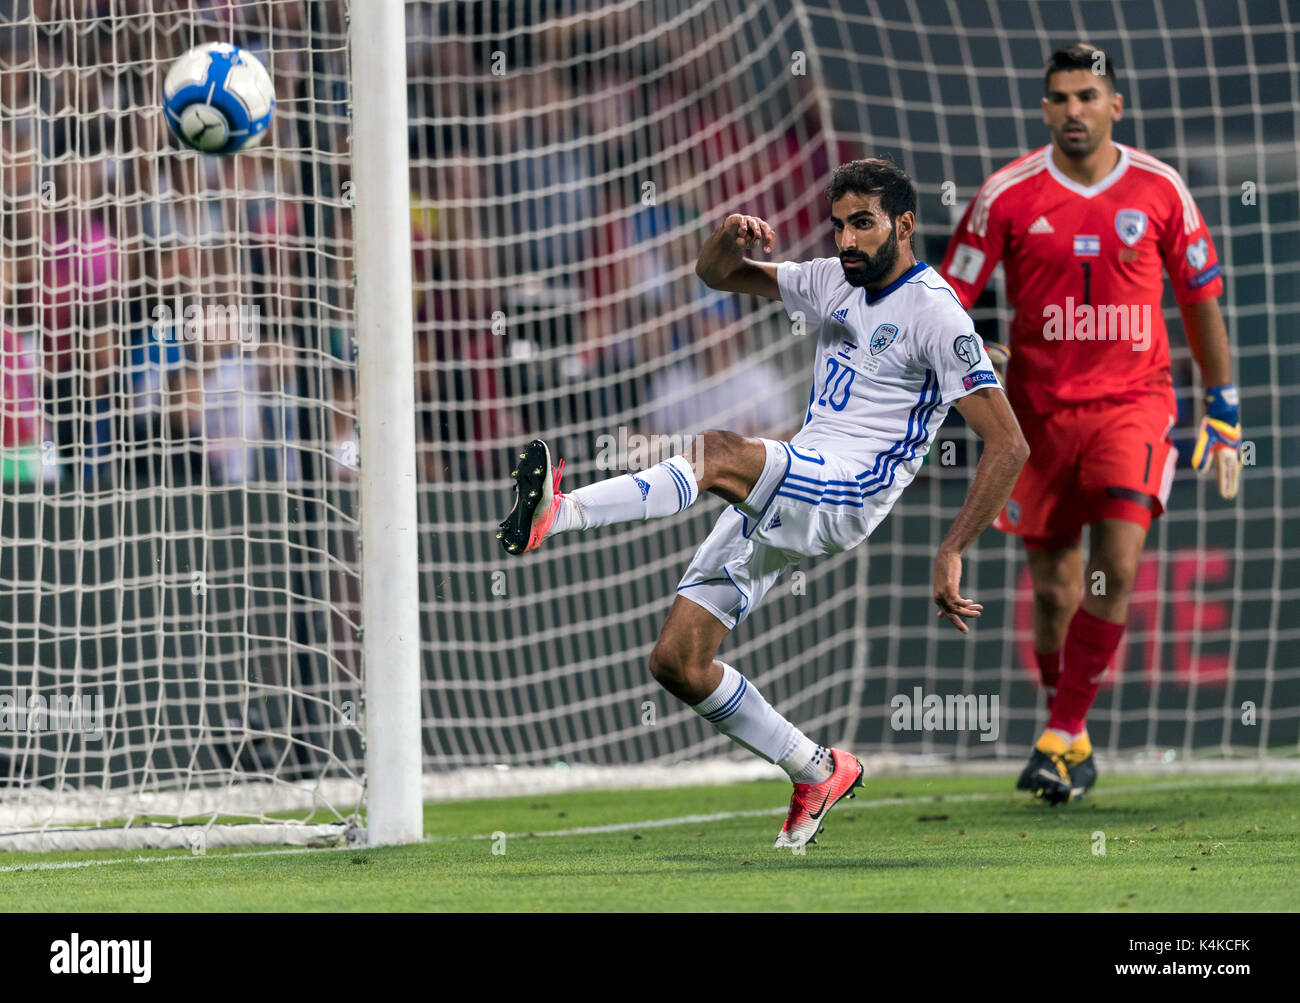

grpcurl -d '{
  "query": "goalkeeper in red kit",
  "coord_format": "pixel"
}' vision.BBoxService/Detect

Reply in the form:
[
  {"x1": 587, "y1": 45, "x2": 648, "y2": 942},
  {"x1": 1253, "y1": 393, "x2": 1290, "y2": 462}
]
[{"x1": 938, "y1": 44, "x2": 1242, "y2": 804}]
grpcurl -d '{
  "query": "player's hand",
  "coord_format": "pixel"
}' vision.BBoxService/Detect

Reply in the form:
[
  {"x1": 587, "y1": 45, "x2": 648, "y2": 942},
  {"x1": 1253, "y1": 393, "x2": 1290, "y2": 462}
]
[
  {"x1": 933, "y1": 548, "x2": 983, "y2": 634},
  {"x1": 723, "y1": 213, "x2": 776, "y2": 254},
  {"x1": 1191, "y1": 384, "x2": 1241, "y2": 500}
]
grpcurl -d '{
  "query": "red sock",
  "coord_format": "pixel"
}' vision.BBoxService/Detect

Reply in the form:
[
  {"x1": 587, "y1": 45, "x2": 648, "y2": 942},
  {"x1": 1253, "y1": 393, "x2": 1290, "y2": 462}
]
[
  {"x1": 1035, "y1": 649, "x2": 1061, "y2": 711},
  {"x1": 1048, "y1": 608, "x2": 1125, "y2": 735}
]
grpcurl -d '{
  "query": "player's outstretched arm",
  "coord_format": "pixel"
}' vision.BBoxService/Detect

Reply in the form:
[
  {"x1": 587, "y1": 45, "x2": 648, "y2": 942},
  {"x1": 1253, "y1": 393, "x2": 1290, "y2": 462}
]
[
  {"x1": 695, "y1": 213, "x2": 781, "y2": 301},
  {"x1": 933, "y1": 387, "x2": 1030, "y2": 633}
]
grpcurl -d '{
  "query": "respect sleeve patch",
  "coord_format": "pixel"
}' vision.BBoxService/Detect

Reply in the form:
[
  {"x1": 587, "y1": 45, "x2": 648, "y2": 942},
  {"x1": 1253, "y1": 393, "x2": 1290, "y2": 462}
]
[{"x1": 962, "y1": 369, "x2": 998, "y2": 390}]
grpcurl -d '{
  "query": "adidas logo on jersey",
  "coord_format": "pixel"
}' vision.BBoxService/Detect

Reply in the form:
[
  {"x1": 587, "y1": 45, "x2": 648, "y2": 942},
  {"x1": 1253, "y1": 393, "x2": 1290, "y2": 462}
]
[
  {"x1": 831, "y1": 307, "x2": 849, "y2": 325},
  {"x1": 632, "y1": 476, "x2": 650, "y2": 501},
  {"x1": 766, "y1": 511, "x2": 782, "y2": 531},
  {"x1": 1028, "y1": 216, "x2": 1054, "y2": 234}
]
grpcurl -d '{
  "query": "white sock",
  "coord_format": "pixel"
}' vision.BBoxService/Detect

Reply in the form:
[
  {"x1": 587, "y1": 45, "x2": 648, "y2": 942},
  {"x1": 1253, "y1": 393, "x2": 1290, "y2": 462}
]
[
  {"x1": 547, "y1": 495, "x2": 582, "y2": 535},
  {"x1": 691, "y1": 662, "x2": 831, "y2": 784},
  {"x1": 782, "y1": 742, "x2": 835, "y2": 785},
  {"x1": 548, "y1": 455, "x2": 699, "y2": 535}
]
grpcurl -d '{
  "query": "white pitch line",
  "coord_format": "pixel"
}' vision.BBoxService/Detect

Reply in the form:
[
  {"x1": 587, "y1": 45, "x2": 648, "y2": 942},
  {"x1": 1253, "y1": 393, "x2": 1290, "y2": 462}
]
[{"x1": 1, "y1": 774, "x2": 1292, "y2": 872}]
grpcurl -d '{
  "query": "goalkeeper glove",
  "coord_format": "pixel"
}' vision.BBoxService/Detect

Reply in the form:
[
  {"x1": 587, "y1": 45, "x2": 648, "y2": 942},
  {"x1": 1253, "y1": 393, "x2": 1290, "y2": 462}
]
[
  {"x1": 984, "y1": 341, "x2": 1010, "y2": 381},
  {"x1": 1191, "y1": 383, "x2": 1241, "y2": 500}
]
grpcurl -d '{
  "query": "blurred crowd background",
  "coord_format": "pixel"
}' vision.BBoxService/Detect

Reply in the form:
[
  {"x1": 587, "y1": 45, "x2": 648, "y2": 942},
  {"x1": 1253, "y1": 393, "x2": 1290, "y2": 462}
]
[
  {"x1": 1, "y1": 1, "x2": 355, "y2": 494},
  {"x1": 0, "y1": 1, "x2": 824, "y2": 500}
]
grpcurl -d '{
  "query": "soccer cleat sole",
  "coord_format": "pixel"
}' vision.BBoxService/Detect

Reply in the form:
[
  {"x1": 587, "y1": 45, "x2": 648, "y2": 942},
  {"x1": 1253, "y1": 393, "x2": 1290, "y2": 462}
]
[
  {"x1": 498, "y1": 440, "x2": 551, "y2": 555},
  {"x1": 1031, "y1": 768, "x2": 1072, "y2": 806},
  {"x1": 1066, "y1": 754, "x2": 1099, "y2": 800}
]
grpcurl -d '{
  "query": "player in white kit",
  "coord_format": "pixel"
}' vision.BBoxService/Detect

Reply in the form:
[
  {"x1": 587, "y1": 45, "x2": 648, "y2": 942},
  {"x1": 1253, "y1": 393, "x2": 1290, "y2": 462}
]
[{"x1": 498, "y1": 159, "x2": 1029, "y2": 850}]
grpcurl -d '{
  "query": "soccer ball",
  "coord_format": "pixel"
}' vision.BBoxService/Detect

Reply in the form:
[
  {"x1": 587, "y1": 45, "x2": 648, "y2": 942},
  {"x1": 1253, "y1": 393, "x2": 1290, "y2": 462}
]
[{"x1": 163, "y1": 42, "x2": 275, "y2": 154}]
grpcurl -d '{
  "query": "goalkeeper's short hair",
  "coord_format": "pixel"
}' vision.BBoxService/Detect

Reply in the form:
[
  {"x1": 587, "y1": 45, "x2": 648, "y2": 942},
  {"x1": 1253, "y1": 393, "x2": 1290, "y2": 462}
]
[{"x1": 1044, "y1": 42, "x2": 1118, "y2": 93}]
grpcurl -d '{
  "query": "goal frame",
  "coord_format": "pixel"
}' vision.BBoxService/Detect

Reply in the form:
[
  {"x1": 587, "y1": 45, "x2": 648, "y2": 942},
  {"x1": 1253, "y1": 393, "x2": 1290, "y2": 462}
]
[{"x1": 351, "y1": 0, "x2": 422, "y2": 848}]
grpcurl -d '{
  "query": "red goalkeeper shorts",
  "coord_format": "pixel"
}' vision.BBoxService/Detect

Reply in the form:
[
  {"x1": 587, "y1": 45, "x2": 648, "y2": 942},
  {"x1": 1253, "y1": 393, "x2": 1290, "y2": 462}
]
[{"x1": 993, "y1": 391, "x2": 1178, "y2": 550}]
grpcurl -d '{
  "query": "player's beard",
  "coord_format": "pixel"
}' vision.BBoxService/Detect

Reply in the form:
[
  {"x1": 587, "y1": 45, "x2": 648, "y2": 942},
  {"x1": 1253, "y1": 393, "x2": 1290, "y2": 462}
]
[
  {"x1": 840, "y1": 227, "x2": 899, "y2": 288},
  {"x1": 1054, "y1": 119, "x2": 1098, "y2": 159}
]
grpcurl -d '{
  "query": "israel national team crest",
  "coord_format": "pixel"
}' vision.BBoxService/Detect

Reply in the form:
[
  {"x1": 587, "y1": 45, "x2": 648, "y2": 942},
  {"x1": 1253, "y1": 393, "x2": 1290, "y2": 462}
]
[
  {"x1": 1115, "y1": 209, "x2": 1148, "y2": 247},
  {"x1": 869, "y1": 323, "x2": 900, "y2": 356}
]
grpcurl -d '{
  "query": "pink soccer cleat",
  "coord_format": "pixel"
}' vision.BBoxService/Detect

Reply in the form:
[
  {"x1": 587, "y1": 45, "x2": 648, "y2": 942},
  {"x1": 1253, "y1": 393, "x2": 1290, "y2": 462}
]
[
  {"x1": 773, "y1": 748, "x2": 864, "y2": 850},
  {"x1": 498, "y1": 439, "x2": 566, "y2": 555}
]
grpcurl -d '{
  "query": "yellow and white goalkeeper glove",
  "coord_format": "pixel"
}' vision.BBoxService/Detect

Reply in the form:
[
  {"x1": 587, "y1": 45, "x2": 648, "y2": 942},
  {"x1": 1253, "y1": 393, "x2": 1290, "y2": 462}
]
[
  {"x1": 1191, "y1": 384, "x2": 1241, "y2": 500},
  {"x1": 984, "y1": 341, "x2": 1010, "y2": 383}
]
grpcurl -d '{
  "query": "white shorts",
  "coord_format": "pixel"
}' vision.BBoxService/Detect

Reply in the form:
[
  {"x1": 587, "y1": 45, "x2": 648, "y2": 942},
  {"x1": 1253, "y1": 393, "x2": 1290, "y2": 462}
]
[{"x1": 676, "y1": 438, "x2": 893, "y2": 630}]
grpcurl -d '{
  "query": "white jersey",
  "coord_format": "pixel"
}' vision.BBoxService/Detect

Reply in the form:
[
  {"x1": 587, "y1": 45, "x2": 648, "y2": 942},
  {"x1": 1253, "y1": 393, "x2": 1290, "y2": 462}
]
[
  {"x1": 777, "y1": 257, "x2": 1000, "y2": 505},
  {"x1": 675, "y1": 257, "x2": 1005, "y2": 632}
]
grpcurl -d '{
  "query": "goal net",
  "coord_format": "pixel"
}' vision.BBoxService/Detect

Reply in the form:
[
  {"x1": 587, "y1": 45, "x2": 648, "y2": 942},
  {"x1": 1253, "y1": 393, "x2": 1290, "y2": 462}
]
[
  {"x1": 414, "y1": 0, "x2": 1299, "y2": 794},
  {"x1": 0, "y1": 0, "x2": 363, "y2": 851},
  {"x1": 1, "y1": 0, "x2": 1296, "y2": 851}
]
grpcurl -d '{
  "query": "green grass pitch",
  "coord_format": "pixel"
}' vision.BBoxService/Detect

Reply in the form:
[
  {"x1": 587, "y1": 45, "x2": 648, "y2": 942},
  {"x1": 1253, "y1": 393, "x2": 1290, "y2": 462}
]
[{"x1": 2, "y1": 773, "x2": 1297, "y2": 911}]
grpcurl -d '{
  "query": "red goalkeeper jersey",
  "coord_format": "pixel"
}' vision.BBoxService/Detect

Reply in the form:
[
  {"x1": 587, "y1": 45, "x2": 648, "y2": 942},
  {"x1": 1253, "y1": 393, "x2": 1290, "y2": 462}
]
[{"x1": 938, "y1": 143, "x2": 1223, "y2": 414}]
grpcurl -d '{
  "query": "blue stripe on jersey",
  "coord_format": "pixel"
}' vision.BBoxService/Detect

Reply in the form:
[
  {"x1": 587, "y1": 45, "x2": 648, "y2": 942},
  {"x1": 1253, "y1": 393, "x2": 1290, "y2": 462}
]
[
  {"x1": 853, "y1": 373, "x2": 927, "y2": 490},
  {"x1": 778, "y1": 487, "x2": 865, "y2": 503},
  {"x1": 857, "y1": 370, "x2": 940, "y2": 496},
  {"x1": 778, "y1": 470, "x2": 867, "y2": 507},
  {"x1": 860, "y1": 390, "x2": 941, "y2": 498},
  {"x1": 775, "y1": 488, "x2": 864, "y2": 508},
  {"x1": 775, "y1": 371, "x2": 941, "y2": 510},
  {"x1": 785, "y1": 471, "x2": 863, "y2": 489}
]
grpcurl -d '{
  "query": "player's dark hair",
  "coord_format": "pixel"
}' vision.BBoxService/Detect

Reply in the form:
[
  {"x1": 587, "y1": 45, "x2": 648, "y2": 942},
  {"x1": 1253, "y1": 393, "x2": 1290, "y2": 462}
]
[
  {"x1": 824, "y1": 157, "x2": 917, "y2": 231},
  {"x1": 1044, "y1": 43, "x2": 1117, "y2": 94}
]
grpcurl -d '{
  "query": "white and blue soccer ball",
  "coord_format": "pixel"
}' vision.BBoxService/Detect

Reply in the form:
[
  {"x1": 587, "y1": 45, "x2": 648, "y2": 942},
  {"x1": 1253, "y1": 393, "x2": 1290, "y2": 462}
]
[{"x1": 163, "y1": 42, "x2": 275, "y2": 155}]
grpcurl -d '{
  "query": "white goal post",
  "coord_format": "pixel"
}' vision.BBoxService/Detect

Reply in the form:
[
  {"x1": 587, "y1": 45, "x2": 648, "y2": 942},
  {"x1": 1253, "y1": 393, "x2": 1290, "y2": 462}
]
[{"x1": 351, "y1": 0, "x2": 422, "y2": 848}]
